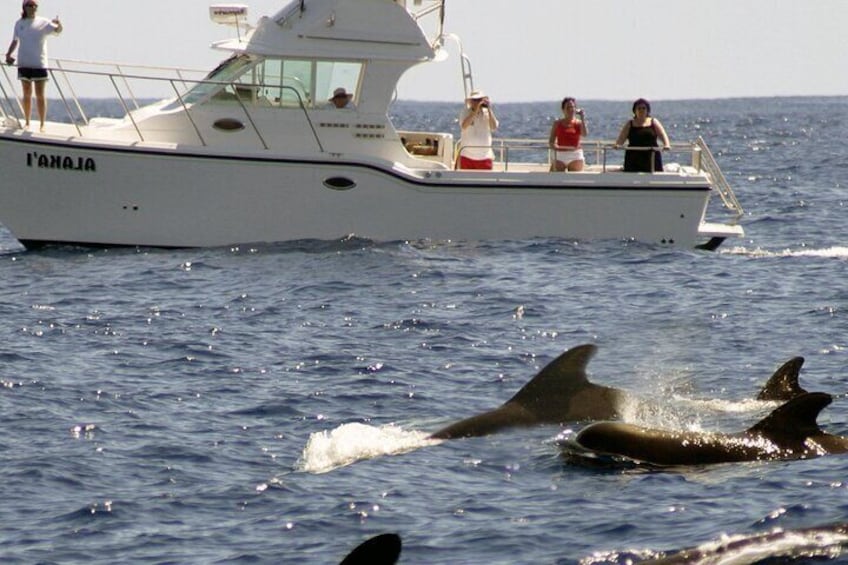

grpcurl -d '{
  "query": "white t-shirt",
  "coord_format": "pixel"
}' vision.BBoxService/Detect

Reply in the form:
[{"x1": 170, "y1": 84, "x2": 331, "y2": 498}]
[
  {"x1": 459, "y1": 107, "x2": 496, "y2": 160},
  {"x1": 14, "y1": 17, "x2": 59, "y2": 69}
]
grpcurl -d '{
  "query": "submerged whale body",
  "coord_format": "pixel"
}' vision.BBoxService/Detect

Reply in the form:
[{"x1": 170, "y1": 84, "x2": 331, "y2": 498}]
[
  {"x1": 337, "y1": 522, "x2": 848, "y2": 563},
  {"x1": 572, "y1": 392, "x2": 848, "y2": 466},
  {"x1": 430, "y1": 344, "x2": 809, "y2": 440},
  {"x1": 636, "y1": 522, "x2": 848, "y2": 564}
]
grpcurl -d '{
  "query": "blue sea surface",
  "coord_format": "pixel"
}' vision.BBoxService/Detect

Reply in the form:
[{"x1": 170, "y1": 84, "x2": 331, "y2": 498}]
[{"x1": 2, "y1": 97, "x2": 848, "y2": 564}]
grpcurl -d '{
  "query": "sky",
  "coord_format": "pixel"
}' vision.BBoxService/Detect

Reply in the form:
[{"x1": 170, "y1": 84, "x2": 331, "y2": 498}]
[{"x1": 10, "y1": 0, "x2": 848, "y2": 102}]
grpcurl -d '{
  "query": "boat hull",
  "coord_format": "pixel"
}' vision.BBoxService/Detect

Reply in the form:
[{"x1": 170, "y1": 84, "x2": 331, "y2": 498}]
[{"x1": 0, "y1": 133, "x2": 717, "y2": 248}]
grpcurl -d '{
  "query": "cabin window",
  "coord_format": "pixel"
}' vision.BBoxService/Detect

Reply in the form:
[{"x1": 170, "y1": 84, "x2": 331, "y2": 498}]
[
  {"x1": 260, "y1": 59, "x2": 363, "y2": 108},
  {"x1": 262, "y1": 59, "x2": 313, "y2": 106},
  {"x1": 315, "y1": 61, "x2": 362, "y2": 106},
  {"x1": 188, "y1": 56, "x2": 363, "y2": 108}
]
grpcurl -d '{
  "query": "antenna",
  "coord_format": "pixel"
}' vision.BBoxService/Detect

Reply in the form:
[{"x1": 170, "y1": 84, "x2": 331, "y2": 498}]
[{"x1": 209, "y1": 4, "x2": 250, "y2": 41}]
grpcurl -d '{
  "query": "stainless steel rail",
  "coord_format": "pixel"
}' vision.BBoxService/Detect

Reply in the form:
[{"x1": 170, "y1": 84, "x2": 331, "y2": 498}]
[
  {"x1": 695, "y1": 136, "x2": 744, "y2": 218},
  {"x1": 1, "y1": 59, "x2": 741, "y2": 221},
  {"x1": 0, "y1": 60, "x2": 323, "y2": 151},
  {"x1": 458, "y1": 139, "x2": 710, "y2": 173},
  {"x1": 453, "y1": 138, "x2": 744, "y2": 220}
]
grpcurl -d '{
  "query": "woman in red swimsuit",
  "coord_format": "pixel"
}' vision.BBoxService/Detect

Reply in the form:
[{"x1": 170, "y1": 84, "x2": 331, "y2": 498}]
[{"x1": 548, "y1": 97, "x2": 588, "y2": 172}]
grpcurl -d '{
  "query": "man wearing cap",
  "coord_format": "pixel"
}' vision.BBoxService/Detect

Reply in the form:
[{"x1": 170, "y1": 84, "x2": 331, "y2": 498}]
[
  {"x1": 5, "y1": 0, "x2": 63, "y2": 131},
  {"x1": 329, "y1": 87, "x2": 355, "y2": 109},
  {"x1": 458, "y1": 89, "x2": 499, "y2": 170}
]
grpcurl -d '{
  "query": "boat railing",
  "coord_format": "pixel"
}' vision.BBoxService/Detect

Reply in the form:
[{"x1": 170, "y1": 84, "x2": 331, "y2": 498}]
[
  {"x1": 0, "y1": 59, "x2": 204, "y2": 125},
  {"x1": 0, "y1": 62, "x2": 23, "y2": 123},
  {"x1": 454, "y1": 139, "x2": 743, "y2": 211},
  {"x1": 456, "y1": 139, "x2": 708, "y2": 173},
  {"x1": 694, "y1": 136, "x2": 744, "y2": 218},
  {"x1": 0, "y1": 59, "x2": 323, "y2": 151},
  {"x1": 55, "y1": 59, "x2": 207, "y2": 120}
]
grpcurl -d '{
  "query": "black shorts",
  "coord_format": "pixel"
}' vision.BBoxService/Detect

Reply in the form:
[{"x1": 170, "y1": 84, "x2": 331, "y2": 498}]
[{"x1": 18, "y1": 67, "x2": 48, "y2": 81}]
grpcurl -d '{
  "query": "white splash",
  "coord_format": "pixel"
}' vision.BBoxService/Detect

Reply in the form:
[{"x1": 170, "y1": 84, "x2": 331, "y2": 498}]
[
  {"x1": 616, "y1": 390, "x2": 778, "y2": 432},
  {"x1": 675, "y1": 396, "x2": 777, "y2": 414},
  {"x1": 296, "y1": 423, "x2": 440, "y2": 474},
  {"x1": 723, "y1": 245, "x2": 848, "y2": 259},
  {"x1": 676, "y1": 529, "x2": 848, "y2": 565}
]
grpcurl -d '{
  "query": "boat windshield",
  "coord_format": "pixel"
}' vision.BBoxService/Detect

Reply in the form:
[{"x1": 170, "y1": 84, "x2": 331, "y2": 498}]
[{"x1": 181, "y1": 54, "x2": 255, "y2": 105}]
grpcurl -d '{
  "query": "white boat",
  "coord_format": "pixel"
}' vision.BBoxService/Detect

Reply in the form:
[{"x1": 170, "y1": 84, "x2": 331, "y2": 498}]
[{"x1": 0, "y1": 0, "x2": 744, "y2": 250}]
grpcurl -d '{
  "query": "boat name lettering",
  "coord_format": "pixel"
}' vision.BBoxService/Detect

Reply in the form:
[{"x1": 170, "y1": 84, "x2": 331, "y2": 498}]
[{"x1": 27, "y1": 152, "x2": 96, "y2": 172}]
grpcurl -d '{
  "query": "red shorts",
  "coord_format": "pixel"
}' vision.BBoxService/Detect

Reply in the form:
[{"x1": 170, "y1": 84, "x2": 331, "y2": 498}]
[{"x1": 458, "y1": 156, "x2": 493, "y2": 170}]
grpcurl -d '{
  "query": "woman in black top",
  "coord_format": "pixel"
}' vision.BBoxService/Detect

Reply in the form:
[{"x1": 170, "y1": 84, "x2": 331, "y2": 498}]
[{"x1": 614, "y1": 98, "x2": 671, "y2": 172}]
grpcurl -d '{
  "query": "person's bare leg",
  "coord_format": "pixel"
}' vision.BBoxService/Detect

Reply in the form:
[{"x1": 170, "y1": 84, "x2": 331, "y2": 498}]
[
  {"x1": 34, "y1": 80, "x2": 47, "y2": 131},
  {"x1": 21, "y1": 81, "x2": 33, "y2": 128}
]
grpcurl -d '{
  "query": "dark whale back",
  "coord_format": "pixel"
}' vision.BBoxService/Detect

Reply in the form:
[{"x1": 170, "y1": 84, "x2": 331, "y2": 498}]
[
  {"x1": 572, "y1": 392, "x2": 848, "y2": 465},
  {"x1": 431, "y1": 344, "x2": 626, "y2": 439}
]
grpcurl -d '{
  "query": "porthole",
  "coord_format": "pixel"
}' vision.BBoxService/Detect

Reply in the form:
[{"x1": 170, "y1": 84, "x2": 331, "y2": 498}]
[
  {"x1": 323, "y1": 177, "x2": 357, "y2": 191},
  {"x1": 213, "y1": 118, "x2": 245, "y2": 131}
]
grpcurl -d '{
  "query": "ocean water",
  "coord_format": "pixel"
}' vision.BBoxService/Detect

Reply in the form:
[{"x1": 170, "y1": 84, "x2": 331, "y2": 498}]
[{"x1": 2, "y1": 96, "x2": 848, "y2": 564}]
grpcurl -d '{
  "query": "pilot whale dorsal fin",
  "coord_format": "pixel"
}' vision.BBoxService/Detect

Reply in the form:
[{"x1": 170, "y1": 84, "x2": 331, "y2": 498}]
[
  {"x1": 748, "y1": 391, "x2": 832, "y2": 441},
  {"x1": 507, "y1": 344, "x2": 597, "y2": 405},
  {"x1": 340, "y1": 533, "x2": 401, "y2": 565},
  {"x1": 756, "y1": 356, "x2": 807, "y2": 401},
  {"x1": 430, "y1": 344, "x2": 602, "y2": 439}
]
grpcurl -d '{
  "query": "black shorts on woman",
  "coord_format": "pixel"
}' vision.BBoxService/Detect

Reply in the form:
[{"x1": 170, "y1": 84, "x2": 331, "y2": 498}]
[{"x1": 18, "y1": 67, "x2": 48, "y2": 81}]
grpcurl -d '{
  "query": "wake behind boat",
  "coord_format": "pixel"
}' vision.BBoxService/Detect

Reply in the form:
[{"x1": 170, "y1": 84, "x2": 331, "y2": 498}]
[{"x1": 0, "y1": 0, "x2": 744, "y2": 249}]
